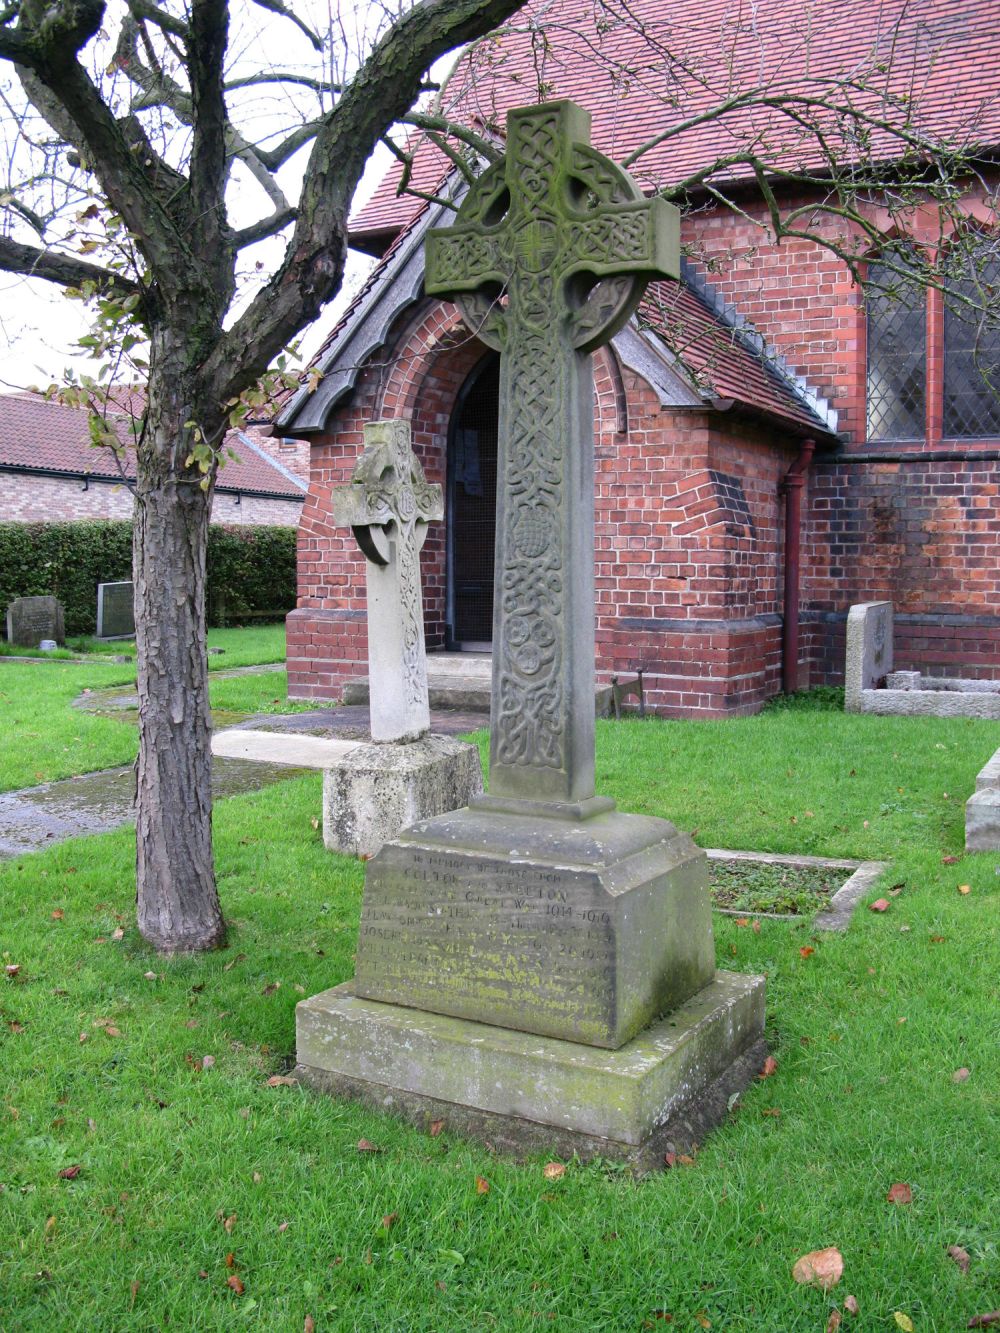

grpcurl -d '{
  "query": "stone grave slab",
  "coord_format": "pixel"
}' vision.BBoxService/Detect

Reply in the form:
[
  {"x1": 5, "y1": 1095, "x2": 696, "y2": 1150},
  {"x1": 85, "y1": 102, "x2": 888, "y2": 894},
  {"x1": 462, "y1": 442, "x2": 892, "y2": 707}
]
[
  {"x1": 6, "y1": 595, "x2": 64, "y2": 647},
  {"x1": 844, "y1": 600, "x2": 892, "y2": 711},
  {"x1": 96, "y1": 580, "x2": 135, "y2": 639}
]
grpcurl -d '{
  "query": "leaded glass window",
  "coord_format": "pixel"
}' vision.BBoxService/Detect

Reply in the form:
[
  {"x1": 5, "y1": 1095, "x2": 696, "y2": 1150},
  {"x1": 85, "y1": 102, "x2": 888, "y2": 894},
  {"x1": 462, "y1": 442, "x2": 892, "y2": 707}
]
[
  {"x1": 866, "y1": 248, "x2": 926, "y2": 441},
  {"x1": 943, "y1": 233, "x2": 1000, "y2": 438}
]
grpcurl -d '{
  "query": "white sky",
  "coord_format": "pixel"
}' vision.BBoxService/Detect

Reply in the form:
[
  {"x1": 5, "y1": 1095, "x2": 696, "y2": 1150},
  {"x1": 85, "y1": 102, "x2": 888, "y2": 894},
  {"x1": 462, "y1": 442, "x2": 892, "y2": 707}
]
[{"x1": 0, "y1": 0, "x2": 417, "y2": 392}]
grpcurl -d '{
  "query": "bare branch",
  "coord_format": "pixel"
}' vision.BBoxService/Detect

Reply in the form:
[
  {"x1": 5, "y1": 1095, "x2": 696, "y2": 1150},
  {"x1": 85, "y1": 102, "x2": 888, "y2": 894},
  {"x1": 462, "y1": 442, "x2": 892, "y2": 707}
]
[
  {"x1": 250, "y1": 0, "x2": 322, "y2": 52},
  {"x1": 0, "y1": 233, "x2": 142, "y2": 293},
  {"x1": 233, "y1": 206, "x2": 296, "y2": 249}
]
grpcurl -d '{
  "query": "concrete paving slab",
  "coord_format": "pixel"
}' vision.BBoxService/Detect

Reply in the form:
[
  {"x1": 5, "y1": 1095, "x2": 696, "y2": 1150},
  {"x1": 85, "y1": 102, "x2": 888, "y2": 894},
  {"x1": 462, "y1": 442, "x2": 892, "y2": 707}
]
[{"x1": 211, "y1": 729, "x2": 361, "y2": 767}]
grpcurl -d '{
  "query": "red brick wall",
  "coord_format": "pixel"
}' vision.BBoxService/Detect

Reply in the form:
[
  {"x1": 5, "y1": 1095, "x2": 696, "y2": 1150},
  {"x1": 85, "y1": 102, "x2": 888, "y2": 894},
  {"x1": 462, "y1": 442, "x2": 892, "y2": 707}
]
[{"x1": 289, "y1": 298, "x2": 804, "y2": 715}]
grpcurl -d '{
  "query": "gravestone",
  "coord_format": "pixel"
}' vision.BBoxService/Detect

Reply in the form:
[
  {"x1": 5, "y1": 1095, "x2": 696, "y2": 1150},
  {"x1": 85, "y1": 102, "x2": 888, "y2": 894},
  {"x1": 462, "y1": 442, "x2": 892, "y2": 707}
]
[
  {"x1": 844, "y1": 600, "x2": 893, "y2": 712},
  {"x1": 96, "y1": 580, "x2": 135, "y2": 639},
  {"x1": 322, "y1": 419, "x2": 483, "y2": 856},
  {"x1": 6, "y1": 595, "x2": 64, "y2": 647},
  {"x1": 297, "y1": 101, "x2": 765, "y2": 1162}
]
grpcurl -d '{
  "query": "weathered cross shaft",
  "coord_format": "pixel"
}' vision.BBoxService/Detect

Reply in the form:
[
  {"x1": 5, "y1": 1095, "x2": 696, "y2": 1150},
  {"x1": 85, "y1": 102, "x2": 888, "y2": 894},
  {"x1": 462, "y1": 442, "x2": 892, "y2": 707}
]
[{"x1": 426, "y1": 99, "x2": 678, "y2": 805}]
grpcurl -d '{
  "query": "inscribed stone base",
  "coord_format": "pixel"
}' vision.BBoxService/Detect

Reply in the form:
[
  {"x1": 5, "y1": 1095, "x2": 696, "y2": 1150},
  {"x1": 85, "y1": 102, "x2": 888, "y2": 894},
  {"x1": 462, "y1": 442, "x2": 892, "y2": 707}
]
[
  {"x1": 353, "y1": 804, "x2": 714, "y2": 1049},
  {"x1": 295, "y1": 971, "x2": 766, "y2": 1166},
  {"x1": 322, "y1": 735, "x2": 483, "y2": 859}
]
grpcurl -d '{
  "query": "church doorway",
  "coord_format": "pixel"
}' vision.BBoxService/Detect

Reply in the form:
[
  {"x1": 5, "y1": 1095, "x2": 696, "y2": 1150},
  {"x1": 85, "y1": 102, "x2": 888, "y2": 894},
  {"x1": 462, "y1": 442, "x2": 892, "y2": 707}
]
[{"x1": 446, "y1": 354, "x2": 499, "y2": 650}]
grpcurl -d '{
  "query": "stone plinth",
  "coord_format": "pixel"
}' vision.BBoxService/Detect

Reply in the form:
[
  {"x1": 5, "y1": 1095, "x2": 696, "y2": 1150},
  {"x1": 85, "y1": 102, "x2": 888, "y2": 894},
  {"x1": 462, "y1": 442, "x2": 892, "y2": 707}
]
[
  {"x1": 323, "y1": 736, "x2": 483, "y2": 859},
  {"x1": 966, "y1": 745, "x2": 1000, "y2": 851},
  {"x1": 296, "y1": 970, "x2": 765, "y2": 1163},
  {"x1": 6, "y1": 595, "x2": 64, "y2": 647},
  {"x1": 844, "y1": 601, "x2": 892, "y2": 712},
  {"x1": 353, "y1": 804, "x2": 714, "y2": 1049}
]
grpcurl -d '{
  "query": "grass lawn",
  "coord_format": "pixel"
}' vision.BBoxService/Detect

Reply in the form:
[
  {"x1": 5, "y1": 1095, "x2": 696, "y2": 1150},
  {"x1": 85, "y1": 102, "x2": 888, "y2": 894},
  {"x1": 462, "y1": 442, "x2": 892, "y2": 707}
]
[
  {"x1": 0, "y1": 626, "x2": 290, "y2": 793},
  {"x1": 1, "y1": 698, "x2": 998, "y2": 1330}
]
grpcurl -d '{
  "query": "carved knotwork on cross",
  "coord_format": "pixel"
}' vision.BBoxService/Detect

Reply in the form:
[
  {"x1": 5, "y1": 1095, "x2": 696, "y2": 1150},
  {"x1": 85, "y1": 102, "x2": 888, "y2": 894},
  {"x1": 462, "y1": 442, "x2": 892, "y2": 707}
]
[
  {"x1": 426, "y1": 100, "x2": 679, "y2": 805},
  {"x1": 332, "y1": 419, "x2": 443, "y2": 743}
]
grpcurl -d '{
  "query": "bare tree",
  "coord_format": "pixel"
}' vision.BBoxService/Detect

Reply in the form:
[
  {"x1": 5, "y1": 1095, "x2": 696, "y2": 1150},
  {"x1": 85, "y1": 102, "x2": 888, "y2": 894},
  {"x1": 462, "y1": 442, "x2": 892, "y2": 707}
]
[{"x1": 0, "y1": 0, "x2": 524, "y2": 952}]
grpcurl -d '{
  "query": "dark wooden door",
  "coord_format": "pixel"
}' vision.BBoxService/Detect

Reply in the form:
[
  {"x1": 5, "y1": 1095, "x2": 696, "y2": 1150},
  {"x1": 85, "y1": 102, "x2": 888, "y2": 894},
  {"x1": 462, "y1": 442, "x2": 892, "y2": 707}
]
[{"x1": 447, "y1": 356, "x2": 499, "y2": 648}]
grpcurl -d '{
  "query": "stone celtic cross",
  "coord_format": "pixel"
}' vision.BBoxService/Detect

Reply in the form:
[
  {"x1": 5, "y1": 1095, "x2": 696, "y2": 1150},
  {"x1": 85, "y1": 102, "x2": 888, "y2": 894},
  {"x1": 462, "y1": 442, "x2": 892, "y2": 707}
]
[
  {"x1": 332, "y1": 419, "x2": 443, "y2": 743},
  {"x1": 426, "y1": 100, "x2": 678, "y2": 805}
]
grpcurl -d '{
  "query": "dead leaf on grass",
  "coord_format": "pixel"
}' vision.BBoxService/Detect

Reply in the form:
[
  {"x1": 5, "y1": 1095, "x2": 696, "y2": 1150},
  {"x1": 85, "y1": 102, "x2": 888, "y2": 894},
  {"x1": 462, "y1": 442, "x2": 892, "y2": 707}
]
[
  {"x1": 953, "y1": 1067, "x2": 971, "y2": 1083},
  {"x1": 304, "y1": 1317, "x2": 316, "y2": 1333},
  {"x1": 694, "y1": 1312, "x2": 711, "y2": 1329},
  {"x1": 222, "y1": 1213, "x2": 236, "y2": 1234},
  {"x1": 761, "y1": 1107, "x2": 781, "y2": 1117},
  {"x1": 356, "y1": 1139, "x2": 381, "y2": 1153},
  {"x1": 759, "y1": 1056, "x2": 779, "y2": 1079},
  {"x1": 51, "y1": 910, "x2": 64, "y2": 921},
  {"x1": 475, "y1": 1176, "x2": 490, "y2": 1195},
  {"x1": 111, "y1": 928, "x2": 124, "y2": 941},
  {"x1": 265, "y1": 1075, "x2": 297, "y2": 1088},
  {"x1": 429, "y1": 1120, "x2": 445, "y2": 1138},
  {"x1": 277, "y1": 1220, "x2": 290, "y2": 1233},
  {"x1": 869, "y1": 899, "x2": 890, "y2": 913},
  {"x1": 844, "y1": 1295, "x2": 860, "y2": 1316},
  {"x1": 381, "y1": 1211, "x2": 398, "y2": 1229},
  {"x1": 5, "y1": 964, "x2": 21, "y2": 978},
  {"x1": 894, "y1": 1315, "x2": 914, "y2": 1332},
  {"x1": 542, "y1": 1162, "x2": 566, "y2": 1180},
  {"x1": 734, "y1": 918, "x2": 750, "y2": 928},
  {"x1": 947, "y1": 1244, "x2": 971, "y2": 1273},
  {"x1": 226, "y1": 1275, "x2": 244, "y2": 1295},
  {"x1": 57, "y1": 1165, "x2": 81, "y2": 1180},
  {"x1": 827, "y1": 1312, "x2": 842, "y2": 1333},
  {"x1": 886, "y1": 1182, "x2": 912, "y2": 1205},
  {"x1": 792, "y1": 1247, "x2": 843, "y2": 1290},
  {"x1": 262, "y1": 982, "x2": 280, "y2": 996},
  {"x1": 942, "y1": 855, "x2": 960, "y2": 865},
  {"x1": 799, "y1": 947, "x2": 815, "y2": 958},
  {"x1": 957, "y1": 883, "x2": 971, "y2": 895},
  {"x1": 223, "y1": 952, "x2": 247, "y2": 973},
  {"x1": 968, "y1": 1314, "x2": 1000, "y2": 1328}
]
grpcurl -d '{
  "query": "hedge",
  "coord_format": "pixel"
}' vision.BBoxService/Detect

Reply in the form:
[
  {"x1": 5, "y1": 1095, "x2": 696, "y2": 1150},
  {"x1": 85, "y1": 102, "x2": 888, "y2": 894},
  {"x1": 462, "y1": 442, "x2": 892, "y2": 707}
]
[{"x1": 0, "y1": 520, "x2": 297, "y2": 636}]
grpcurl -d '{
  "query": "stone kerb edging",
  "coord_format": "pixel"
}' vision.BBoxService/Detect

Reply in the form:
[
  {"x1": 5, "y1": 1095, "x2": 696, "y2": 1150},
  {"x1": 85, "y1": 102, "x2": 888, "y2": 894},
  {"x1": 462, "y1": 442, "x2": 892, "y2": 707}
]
[
  {"x1": 966, "y1": 746, "x2": 1000, "y2": 852},
  {"x1": 704, "y1": 848, "x2": 889, "y2": 932}
]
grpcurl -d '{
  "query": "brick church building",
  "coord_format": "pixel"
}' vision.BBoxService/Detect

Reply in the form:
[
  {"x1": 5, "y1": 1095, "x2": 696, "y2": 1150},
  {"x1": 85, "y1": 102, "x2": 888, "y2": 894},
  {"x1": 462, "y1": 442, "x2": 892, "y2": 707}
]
[{"x1": 277, "y1": 0, "x2": 1000, "y2": 717}]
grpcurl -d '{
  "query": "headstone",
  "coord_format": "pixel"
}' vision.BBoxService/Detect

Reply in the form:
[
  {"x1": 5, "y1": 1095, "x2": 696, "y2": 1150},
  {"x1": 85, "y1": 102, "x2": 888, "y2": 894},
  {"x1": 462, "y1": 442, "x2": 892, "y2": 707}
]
[
  {"x1": 844, "y1": 601, "x2": 893, "y2": 711},
  {"x1": 322, "y1": 418, "x2": 483, "y2": 855},
  {"x1": 6, "y1": 595, "x2": 64, "y2": 647},
  {"x1": 96, "y1": 581, "x2": 135, "y2": 639},
  {"x1": 331, "y1": 419, "x2": 443, "y2": 743},
  {"x1": 297, "y1": 101, "x2": 766, "y2": 1162}
]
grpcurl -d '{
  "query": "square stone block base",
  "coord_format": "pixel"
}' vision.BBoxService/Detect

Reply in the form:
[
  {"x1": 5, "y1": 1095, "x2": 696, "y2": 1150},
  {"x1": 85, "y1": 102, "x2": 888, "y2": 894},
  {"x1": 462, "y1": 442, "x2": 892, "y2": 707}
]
[
  {"x1": 295, "y1": 970, "x2": 766, "y2": 1168},
  {"x1": 323, "y1": 735, "x2": 484, "y2": 858},
  {"x1": 966, "y1": 788, "x2": 1000, "y2": 851}
]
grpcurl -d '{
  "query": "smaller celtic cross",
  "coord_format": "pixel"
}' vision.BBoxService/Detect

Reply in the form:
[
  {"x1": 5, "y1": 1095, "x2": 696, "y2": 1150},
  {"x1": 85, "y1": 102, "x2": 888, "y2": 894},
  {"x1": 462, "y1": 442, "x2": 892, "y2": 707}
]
[
  {"x1": 332, "y1": 420, "x2": 443, "y2": 743},
  {"x1": 426, "y1": 100, "x2": 679, "y2": 806}
]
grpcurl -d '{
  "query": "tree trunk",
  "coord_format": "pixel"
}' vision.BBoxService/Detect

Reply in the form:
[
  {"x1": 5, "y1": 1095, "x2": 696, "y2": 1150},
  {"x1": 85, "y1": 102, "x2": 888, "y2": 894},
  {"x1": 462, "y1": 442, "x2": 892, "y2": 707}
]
[{"x1": 133, "y1": 355, "x2": 226, "y2": 952}]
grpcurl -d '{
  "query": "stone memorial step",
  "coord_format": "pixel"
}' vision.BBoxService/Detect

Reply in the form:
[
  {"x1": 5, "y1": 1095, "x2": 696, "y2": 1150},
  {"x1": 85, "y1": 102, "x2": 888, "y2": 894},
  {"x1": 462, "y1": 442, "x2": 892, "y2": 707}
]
[
  {"x1": 210, "y1": 729, "x2": 361, "y2": 768},
  {"x1": 342, "y1": 652, "x2": 613, "y2": 715}
]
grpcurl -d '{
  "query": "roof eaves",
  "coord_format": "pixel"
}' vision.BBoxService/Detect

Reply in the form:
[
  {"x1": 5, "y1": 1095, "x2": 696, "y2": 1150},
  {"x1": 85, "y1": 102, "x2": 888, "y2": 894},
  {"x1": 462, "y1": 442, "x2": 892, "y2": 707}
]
[
  {"x1": 277, "y1": 179, "x2": 467, "y2": 436},
  {"x1": 233, "y1": 429, "x2": 308, "y2": 492},
  {"x1": 679, "y1": 259, "x2": 839, "y2": 435}
]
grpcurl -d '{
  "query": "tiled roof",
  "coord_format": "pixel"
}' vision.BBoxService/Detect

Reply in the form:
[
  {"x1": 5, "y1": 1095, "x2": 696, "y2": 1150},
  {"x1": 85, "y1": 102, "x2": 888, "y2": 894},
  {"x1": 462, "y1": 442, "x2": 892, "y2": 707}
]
[
  {"x1": 0, "y1": 394, "x2": 306, "y2": 498},
  {"x1": 352, "y1": 0, "x2": 1000, "y2": 246}
]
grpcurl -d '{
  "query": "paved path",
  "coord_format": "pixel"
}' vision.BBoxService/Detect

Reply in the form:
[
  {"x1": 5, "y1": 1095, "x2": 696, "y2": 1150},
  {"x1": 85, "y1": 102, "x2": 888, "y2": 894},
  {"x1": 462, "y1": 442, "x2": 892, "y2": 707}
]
[{"x1": 0, "y1": 704, "x2": 487, "y2": 860}]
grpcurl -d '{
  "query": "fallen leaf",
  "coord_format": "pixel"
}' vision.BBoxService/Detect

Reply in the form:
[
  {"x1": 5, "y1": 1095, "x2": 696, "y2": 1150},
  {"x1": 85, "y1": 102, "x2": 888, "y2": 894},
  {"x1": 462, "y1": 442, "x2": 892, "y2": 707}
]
[
  {"x1": 304, "y1": 1317, "x2": 316, "y2": 1333},
  {"x1": 129, "y1": 1279, "x2": 139, "y2": 1308},
  {"x1": 947, "y1": 1244, "x2": 971, "y2": 1273},
  {"x1": 429, "y1": 1120, "x2": 445, "y2": 1138},
  {"x1": 957, "y1": 884, "x2": 971, "y2": 895},
  {"x1": 222, "y1": 1213, "x2": 236, "y2": 1234},
  {"x1": 277, "y1": 1220, "x2": 290, "y2": 1233},
  {"x1": 104, "y1": 1026, "x2": 122, "y2": 1038},
  {"x1": 677, "y1": 1153, "x2": 696, "y2": 1166},
  {"x1": 78, "y1": 1032, "x2": 88, "y2": 1044},
  {"x1": 734, "y1": 918, "x2": 750, "y2": 928},
  {"x1": 759, "y1": 1056, "x2": 779, "y2": 1079},
  {"x1": 252, "y1": 1171, "x2": 262, "y2": 1184},
  {"x1": 930, "y1": 935, "x2": 946, "y2": 943},
  {"x1": 751, "y1": 920, "x2": 761, "y2": 934},
  {"x1": 225, "y1": 1252, "x2": 235, "y2": 1268},
  {"x1": 5, "y1": 964, "x2": 21, "y2": 978},
  {"x1": 869, "y1": 899, "x2": 890, "y2": 913},
  {"x1": 44, "y1": 1216, "x2": 56, "y2": 1234},
  {"x1": 226, "y1": 1275, "x2": 244, "y2": 1296},
  {"x1": 265, "y1": 1075, "x2": 297, "y2": 1088},
  {"x1": 111, "y1": 928, "x2": 124, "y2": 941},
  {"x1": 953, "y1": 1067, "x2": 971, "y2": 1083},
  {"x1": 844, "y1": 1295, "x2": 860, "y2": 1316},
  {"x1": 381, "y1": 1211, "x2": 398, "y2": 1229},
  {"x1": 543, "y1": 1162, "x2": 566, "y2": 1180},
  {"x1": 694, "y1": 1312, "x2": 711, "y2": 1329},
  {"x1": 475, "y1": 1176, "x2": 490, "y2": 1195},
  {"x1": 8, "y1": 1021, "x2": 25, "y2": 1034},
  {"x1": 310, "y1": 818, "x2": 320, "y2": 831},
  {"x1": 799, "y1": 947, "x2": 815, "y2": 958},
  {"x1": 356, "y1": 1139, "x2": 381, "y2": 1153},
  {"x1": 942, "y1": 855, "x2": 960, "y2": 865},
  {"x1": 262, "y1": 982, "x2": 280, "y2": 996},
  {"x1": 894, "y1": 1315, "x2": 915, "y2": 1332},
  {"x1": 792, "y1": 1247, "x2": 843, "y2": 1290},
  {"x1": 827, "y1": 1312, "x2": 843, "y2": 1333},
  {"x1": 886, "y1": 1182, "x2": 912, "y2": 1205},
  {"x1": 51, "y1": 910, "x2": 64, "y2": 920},
  {"x1": 143, "y1": 971, "x2": 157, "y2": 981},
  {"x1": 201, "y1": 1055, "x2": 215, "y2": 1070},
  {"x1": 57, "y1": 1165, "x2": 82, "y2": 1180},
  {"x1": 968, "y1": 1314, "x2": 1000, "y2": 1328},
  {"x1": 761, "y1": 1107, "x2": 781, "y2": 1117},
  {"x1": 664, "y1": 1152, "x2": 677, "y2": 1168}
]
